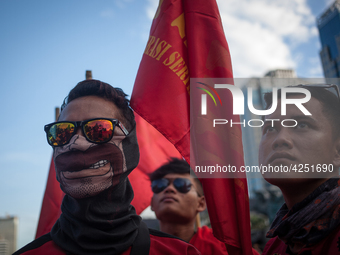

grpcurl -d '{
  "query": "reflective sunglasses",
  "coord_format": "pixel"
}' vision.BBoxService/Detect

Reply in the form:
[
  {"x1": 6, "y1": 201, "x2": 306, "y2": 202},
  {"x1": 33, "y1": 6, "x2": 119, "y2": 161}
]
[
  {"x1": 151, "y1": 178, "x2": 193, "y2": 194},
  {"x1": 44, "y1": 118, "x2": 129, "y2": 147},
  {"x1": 289, "y1": 84, "x2": 340, "y2": 100}
]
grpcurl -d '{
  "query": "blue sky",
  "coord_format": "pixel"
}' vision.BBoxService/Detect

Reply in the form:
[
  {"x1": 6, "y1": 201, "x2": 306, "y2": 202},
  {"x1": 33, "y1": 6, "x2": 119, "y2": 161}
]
[{"x1": 0, "y1": 0, "x2": 332, "y2": 250}]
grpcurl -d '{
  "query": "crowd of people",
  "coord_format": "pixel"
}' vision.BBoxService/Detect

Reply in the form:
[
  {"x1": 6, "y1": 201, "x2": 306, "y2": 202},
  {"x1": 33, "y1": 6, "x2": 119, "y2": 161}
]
[{"x1": 13, "y1": 80, "x2": 340, "y2": 255}]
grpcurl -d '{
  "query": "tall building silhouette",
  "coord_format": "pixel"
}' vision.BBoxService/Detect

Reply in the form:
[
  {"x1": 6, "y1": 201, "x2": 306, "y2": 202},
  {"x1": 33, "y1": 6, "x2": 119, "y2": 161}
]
[
  {"x1": 0, "y1": 216, "x2": 18, "y2": 255},
  {"x1": 317, "y1": 0, "x2": 340, "y2": 80}
]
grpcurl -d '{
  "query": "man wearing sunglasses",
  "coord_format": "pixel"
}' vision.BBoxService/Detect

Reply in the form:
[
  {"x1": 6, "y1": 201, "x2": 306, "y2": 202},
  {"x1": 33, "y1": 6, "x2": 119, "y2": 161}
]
[
  {"x1": 150, "y1": 158, "x2": 229, "y2": 254},
  {"x1": 14, "y1": 80, "x2": 200, "y2": 255},
  {"x1": 259, "y1": 84, "x2": 340, "y2": 255}
]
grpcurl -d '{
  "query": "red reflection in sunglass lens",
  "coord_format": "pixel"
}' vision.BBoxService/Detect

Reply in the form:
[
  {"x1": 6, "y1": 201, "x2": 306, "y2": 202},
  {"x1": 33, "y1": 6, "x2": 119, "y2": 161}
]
[
  {"x1": 48, "y1": 122, "x2": 75, "y2": 146},
  {"x1": 84, "y1": 119, "x2": 114, "y2": 143}
]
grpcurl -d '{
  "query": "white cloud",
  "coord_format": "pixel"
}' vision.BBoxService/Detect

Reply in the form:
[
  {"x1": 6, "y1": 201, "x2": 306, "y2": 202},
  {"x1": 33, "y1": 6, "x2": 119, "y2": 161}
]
[
  {"x1": 146, "y1": 0, "x2": 158, "y2": 20},
  {"x1": 226, "y1": 0, "x2": 313, "y2": 42},
  {"x1": 217, "y1": 0, "x2": 316, "y2": 77},
  {"x1": 221, "y1": 13, "x2": 295, "y2": 77},
  {"x1": 144, "y1": 0, "x2": 319, "y2": 78}
]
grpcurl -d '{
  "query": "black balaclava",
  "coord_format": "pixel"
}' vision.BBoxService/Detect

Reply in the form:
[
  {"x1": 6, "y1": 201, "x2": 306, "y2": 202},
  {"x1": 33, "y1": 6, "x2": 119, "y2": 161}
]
[{"x1": 50, "y1": 120, "x2": 140, "y2": 255}]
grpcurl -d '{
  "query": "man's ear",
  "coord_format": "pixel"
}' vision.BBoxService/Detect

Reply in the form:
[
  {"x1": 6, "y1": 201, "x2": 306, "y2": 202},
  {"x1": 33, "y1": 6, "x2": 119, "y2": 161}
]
[
  {"x1": 333, "y1": 138, "x2": 340, "y2": 168},
  {"x1": 197, "y1": 195, "x2": 206, "y2": 213},
  {"x1": 150, "y1": 196, "x2": 155, "y2": 212}
]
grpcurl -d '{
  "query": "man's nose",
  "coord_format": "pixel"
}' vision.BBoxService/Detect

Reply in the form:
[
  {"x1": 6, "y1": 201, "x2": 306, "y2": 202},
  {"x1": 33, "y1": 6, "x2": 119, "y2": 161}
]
[
  {"x1": 75, "y1": 126, "x2": 83, "y2": 136},
  {"x1": 164, "y1": 183, "x2": 176, "y2": 193},
  {"x1": 271, "y1": 128, "x2": 293, "y2": 150}
]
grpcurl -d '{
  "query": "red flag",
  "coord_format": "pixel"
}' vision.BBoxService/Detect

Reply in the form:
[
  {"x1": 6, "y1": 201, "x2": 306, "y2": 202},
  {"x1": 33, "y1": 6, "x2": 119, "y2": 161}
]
[
  {"x1": 130, "y1": 112, "x2": 182, "y2": 214},
  {"x1": 131, "y1": 1, "x2": 252, "y2": 254},
  {"x1": 35, "y1": 158, "x2": 64, "y2": 238},
  {"x1": 36, "y1": 112, "x2": 181, "y2": 237}
]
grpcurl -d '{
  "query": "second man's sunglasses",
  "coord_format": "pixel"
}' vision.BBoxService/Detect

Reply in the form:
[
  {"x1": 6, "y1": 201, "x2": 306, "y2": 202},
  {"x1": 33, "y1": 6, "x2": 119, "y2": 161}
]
[{"x1": 151, "y1": 178, "x2": 193, "y2": 194}]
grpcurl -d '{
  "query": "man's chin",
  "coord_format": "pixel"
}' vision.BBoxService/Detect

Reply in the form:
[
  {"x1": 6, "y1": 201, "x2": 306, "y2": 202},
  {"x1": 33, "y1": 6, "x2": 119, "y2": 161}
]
[
  {"x1": 262, "y1": 170, "x2": 335, "y2": 182},
  {"x1": 60, "y1": 171, "x2": 113, "y2": 199},
  {"x1": 262, "y1": 176, "x2": 292, "y2": 186},
  {"x1": 262, "y1": 172, "x2": 300, "y2": 180}
]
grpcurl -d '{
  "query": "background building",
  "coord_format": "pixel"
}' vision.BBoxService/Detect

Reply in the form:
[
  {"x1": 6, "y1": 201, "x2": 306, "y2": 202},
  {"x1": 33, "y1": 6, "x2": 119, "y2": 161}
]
[
  {"x1": 0, "y1": 238, "x2": 9, "y2": 255},
  {"x1": 0, "y1": 216, "x2": 18, "y2": 255},
  {"x1": 317, "y1": 0, "x2": 340, "y2": 80}
]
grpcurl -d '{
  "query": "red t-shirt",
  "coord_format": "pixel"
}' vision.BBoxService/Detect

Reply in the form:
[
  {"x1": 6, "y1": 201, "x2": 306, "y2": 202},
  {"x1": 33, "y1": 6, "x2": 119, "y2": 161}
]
[
  {"x1": 13, "y1": 231, "x2": 201, "y2": 255},
  {"x1": 189, "y1": 226, "x2": 228, "y2": 254},
  {"x1": 190, "y1": 226, "x2": 261, "y2": 255}
]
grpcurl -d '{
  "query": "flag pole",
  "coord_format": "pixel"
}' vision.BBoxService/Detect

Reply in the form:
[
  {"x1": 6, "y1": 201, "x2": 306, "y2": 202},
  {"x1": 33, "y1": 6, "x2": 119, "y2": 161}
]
[
  {"x1": 55, "y1": 107, "x2": 60, "y2": 121},
  {"x1": 86, "y1": 70, "x2": 92, "y2": 80},
  {"x1": 36, "y1": 69, "x2": 96, "y2": 239}
]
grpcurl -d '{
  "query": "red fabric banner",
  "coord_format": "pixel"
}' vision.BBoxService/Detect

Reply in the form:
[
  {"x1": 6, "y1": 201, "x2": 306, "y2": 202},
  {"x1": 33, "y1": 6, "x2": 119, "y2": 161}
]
[
  {"x1": 35, "y1": 113, "x2": 181, "y2": 238},
  {"x1": 35, "y1": 158, "x2": 64, "y2": 238},
  {"x1": 130, "y1": 112, "x2": 183, "y2": 213},
  {"x1": 130, "y1": 1, "x2": 252, "y2": 254}
]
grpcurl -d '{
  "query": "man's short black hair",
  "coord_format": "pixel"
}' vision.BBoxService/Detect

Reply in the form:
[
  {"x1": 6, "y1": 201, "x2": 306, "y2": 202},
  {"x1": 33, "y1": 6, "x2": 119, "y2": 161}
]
[
  {"x1": 61, "y1": 79, "x2": 135, "y2": 131},
  {"x1": 149, "y1": 158, "x2": 204, "y2": 196},
  {"x1": 263, "y1": 85, "x2": 340, "y2": 138}
]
